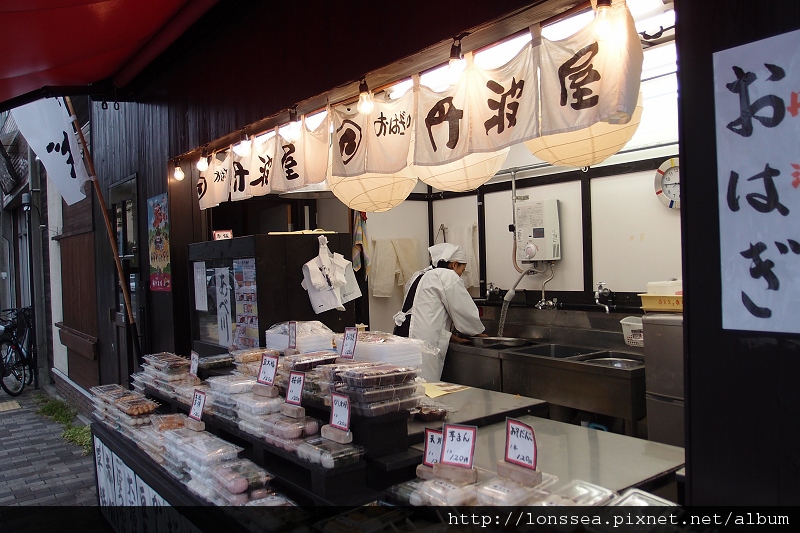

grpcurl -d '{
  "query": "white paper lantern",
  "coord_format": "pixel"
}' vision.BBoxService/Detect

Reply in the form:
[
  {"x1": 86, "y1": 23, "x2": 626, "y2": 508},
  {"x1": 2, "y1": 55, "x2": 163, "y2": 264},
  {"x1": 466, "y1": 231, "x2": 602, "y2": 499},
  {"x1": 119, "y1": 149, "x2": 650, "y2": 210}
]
[
  {"x1": 524, "y1": 95, "x2": 643, "y2": 168},
  {"x1": 328, "y1": 167, "x2": 418, "y2": 212},
  {"x1": 413, "y1": 147, "x2": 510, "y2": 192}
]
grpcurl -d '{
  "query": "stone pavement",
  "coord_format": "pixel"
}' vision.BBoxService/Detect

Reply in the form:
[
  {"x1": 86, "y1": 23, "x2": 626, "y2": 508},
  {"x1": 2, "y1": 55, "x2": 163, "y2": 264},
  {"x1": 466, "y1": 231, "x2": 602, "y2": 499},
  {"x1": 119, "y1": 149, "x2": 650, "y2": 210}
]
[{"x1": 0, "y1": 384, "x2": 97, "y2": 506}]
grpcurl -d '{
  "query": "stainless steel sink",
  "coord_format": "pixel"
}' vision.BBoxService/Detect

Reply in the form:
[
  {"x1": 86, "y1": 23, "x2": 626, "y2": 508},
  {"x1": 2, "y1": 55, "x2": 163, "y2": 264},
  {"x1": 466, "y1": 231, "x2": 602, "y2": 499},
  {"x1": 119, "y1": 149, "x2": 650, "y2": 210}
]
[
  {"x1": 583, "y1": 358, "x2": 644, "y2": 369},
  {"x1": 505, "y1": 343, "x2": 601, "y2": 359}
]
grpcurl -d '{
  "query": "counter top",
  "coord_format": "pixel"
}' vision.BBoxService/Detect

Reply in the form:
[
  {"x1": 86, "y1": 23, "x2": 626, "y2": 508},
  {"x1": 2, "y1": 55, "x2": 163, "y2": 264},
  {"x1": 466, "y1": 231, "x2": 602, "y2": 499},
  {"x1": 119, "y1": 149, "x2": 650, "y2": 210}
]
[
  {"x1": 407, "y1": 384, "x2": 548, "y2": 444},
  {"x1": 415, "y1": 414, "x2": 685, "y2": 493}
]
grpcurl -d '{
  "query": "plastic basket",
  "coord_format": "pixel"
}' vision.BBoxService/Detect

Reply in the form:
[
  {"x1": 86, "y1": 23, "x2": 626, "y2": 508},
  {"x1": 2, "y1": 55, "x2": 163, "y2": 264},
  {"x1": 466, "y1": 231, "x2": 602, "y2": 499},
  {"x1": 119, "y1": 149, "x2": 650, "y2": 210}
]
[{"x1": 620, "y1": 316, "x2": 644, "y2": 348}]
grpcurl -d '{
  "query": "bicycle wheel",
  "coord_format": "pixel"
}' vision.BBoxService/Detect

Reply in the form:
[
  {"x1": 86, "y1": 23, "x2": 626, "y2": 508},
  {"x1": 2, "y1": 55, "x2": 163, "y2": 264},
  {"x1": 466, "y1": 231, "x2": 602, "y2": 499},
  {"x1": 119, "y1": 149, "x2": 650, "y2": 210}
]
[{"x1": 0, "y1": 341, "x2": 25, "y2": 396}]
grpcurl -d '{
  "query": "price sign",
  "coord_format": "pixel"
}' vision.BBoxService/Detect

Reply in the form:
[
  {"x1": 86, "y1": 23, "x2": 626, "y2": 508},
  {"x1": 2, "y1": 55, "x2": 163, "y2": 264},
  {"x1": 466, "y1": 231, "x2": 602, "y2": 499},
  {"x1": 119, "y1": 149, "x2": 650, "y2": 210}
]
[
  {"x1": 257, "y1": 354, "x2": 279, "y2": 385},
  {"x1": 286, "y1": 371, "x2": 304, "y2": 405},
  {"x1": 288, "y1": 321, "x2": 297, "y2": 349},
  {"x1": 189, "y1": 390, "x2": 206, "y2": 421},
  {"x1": 422, "y1": 428, "x2": 444, "y2": 467},
  {"x1": 440, "y1": 424, "x2": 477, "y2": 468},
  {"x1": 505, "y1": 418, "x2": 537, "y2": 469},
  {"x1": 329, "y1": 393, "x2": 351, "y2": 430},
  {"x1": 189, "y1": 351, "x2": 199, "y2": 377},
  {"x1": 340, "y1": 327, "x2": 358, "y2": 359}
]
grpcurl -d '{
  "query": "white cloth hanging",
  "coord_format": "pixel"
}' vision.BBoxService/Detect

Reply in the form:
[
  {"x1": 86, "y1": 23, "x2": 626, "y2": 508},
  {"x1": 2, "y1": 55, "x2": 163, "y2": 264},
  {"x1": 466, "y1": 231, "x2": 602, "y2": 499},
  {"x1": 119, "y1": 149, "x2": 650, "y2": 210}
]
[
  {"x1": 301, "y1": 236, "x2": 361, "y2": 313},
  {"x1": 446, "y1": 225, "x2": 479, "y2": 289},
  {"x1": 198, "y1": 150, "x2": 231, "y2": 210}
]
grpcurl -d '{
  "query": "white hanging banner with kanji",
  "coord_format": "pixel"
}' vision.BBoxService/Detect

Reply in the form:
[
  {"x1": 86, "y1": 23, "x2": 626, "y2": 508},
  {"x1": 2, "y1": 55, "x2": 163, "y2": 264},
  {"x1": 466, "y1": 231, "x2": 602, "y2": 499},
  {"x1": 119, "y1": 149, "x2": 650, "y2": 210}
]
[
  {"x1": 248, "y1": 133, "x2": 276, "y2": 197},
  {"x1": 11, "y1": 97, "x2": 91, "y2": 205},
  {"x1": 365, "y1": 89, "x2": 416, "y2": 174},
  {"x1": 198, "y1": 151, "x2": 231, "y2": 210},
  {"x1": 271, "y1": 114, "x2": 330, "y2": 192},
  {"x1": 230, "y1": 150, "x2": 254, "y2": 202},
  {"x1": 414, "y1": 73, "x2": 471, "y2": 166},
  {"x1": 537, "y1": 1, "x2": 643, "y2": 136},
  {"x1": 331, "y1": 105, "x2": 369, "y2": 177}
]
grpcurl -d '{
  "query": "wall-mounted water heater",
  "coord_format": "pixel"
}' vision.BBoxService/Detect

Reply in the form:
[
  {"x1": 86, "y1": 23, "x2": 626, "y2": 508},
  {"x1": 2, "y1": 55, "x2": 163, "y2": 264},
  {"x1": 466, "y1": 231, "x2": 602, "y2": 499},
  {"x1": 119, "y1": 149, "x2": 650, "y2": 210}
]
[{"x1": 515, "y1": 199, "x2": 561, "y2": 262}]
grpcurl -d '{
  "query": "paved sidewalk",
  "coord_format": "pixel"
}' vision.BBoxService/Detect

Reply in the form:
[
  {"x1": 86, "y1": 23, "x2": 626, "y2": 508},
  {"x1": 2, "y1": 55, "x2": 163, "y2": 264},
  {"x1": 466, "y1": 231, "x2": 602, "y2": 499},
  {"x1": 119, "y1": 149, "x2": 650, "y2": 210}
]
[{"x1": 0, "y1": 385, "x2": 97, "y2": 506}]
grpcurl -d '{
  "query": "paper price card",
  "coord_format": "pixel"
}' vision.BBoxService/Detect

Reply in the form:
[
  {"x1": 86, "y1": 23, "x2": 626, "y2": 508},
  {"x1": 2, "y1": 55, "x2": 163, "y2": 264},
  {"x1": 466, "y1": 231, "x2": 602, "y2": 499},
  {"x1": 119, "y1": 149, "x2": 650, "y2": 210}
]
[
  {"x1": 329, "y1": 393, "x2": 351, "y2": 430},
  {"x1": 286, "y1": 371, "x2": 305, "y2": 405},
  {"x1": 189, "y1": 351, "x2": 199, "y2": 377},
  {"x1": 340, "y1": 327, "x2": 358, "y2": 359},
  {"x1": 189, "y1": 390, "x2": 206, "y2": 421},
  {"x1": 288, "y1": 321, "x2": 297, "y2": 349},
  {"x1": 440, "y1": 424, "x2": 477, "y2": 468},
  {"x1": 257, "y1": 354, "x2": 279, "y2": 385},
  {"x1": 423, "y1": 428, "x2": 444, "y2": 467},
  {"x1": 505, "y1": 418, "x2": 537, "y2": 469}
]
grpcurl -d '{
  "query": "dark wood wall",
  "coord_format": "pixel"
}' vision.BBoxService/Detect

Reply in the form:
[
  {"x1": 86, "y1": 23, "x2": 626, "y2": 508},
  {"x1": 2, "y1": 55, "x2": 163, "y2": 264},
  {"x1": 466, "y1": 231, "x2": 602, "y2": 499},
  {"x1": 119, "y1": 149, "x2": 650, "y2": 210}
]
[{"x1": 676, "y1": 0, "x2": 800, "y2": 505}]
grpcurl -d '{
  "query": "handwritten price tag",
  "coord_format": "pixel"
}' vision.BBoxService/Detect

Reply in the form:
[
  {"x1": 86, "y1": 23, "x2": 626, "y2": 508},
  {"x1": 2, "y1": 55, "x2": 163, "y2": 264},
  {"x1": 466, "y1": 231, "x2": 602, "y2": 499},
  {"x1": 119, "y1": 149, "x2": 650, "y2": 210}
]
[
  {"x1": 189, "y1": 351, "x2": 199, "y2": 377},
  {"x1": 286, "y1": 371, "x2": 304, "y2": 405},
  {"x1": 288, "y1": 321, "x2": 297, "y2": 349},
  {"x1": 329, "y1": 393, "x2": 351, "y2": 430},
  {"x1": 440, "y1": 424, "x2": 477, "y2": 468},
  {"x1": 505, "y1": 418, "x2": 537, "y2": 469},
  {"x1": 189, "y1": 389, "x2": 206, "y2": 421},
  {"x1": 340, "y1": 327, "x2": 358, "y2": 359},
  {"x1": 423, "y1": 428, "x2": 443, "y2": 467},
  {"x1": 257, "y1": 354, "x2": 279, "y2": 385}
]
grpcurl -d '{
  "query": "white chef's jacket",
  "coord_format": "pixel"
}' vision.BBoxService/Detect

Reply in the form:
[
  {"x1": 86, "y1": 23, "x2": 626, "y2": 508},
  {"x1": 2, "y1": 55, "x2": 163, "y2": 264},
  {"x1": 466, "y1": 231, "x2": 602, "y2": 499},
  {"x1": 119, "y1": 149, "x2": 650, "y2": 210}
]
[{"x1": 402, "y1": 267, "x2": 484, "y2": 381}]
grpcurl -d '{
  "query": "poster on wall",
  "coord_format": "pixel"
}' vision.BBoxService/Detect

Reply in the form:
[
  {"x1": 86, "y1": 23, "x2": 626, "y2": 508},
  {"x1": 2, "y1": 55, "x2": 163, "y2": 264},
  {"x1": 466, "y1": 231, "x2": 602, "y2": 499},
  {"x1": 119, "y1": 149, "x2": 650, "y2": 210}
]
[
  {"x1": 714, "y1": 28, "x2": 800, "y2": 333},
  {"x1": 233, "y1": 258, "x2": 259, "y2": 349},
  {"x1": 147, "y1": 193, "x2": 172, "y2": 292}
]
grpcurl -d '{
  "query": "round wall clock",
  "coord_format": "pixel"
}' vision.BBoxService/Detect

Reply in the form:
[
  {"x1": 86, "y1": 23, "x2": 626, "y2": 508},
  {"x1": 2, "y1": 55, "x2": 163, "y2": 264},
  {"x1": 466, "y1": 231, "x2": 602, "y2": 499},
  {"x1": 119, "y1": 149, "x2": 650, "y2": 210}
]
[{"x1": 655, "y1": 157, "x2": 680, "y2": 209}]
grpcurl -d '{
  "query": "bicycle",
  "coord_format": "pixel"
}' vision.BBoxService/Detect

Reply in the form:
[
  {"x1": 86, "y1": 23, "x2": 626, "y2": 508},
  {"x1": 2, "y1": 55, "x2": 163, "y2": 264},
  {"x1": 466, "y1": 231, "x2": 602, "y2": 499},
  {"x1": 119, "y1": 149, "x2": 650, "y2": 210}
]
[{"x1": 0, "y1": 308, "x2": 33, "y2": 396}]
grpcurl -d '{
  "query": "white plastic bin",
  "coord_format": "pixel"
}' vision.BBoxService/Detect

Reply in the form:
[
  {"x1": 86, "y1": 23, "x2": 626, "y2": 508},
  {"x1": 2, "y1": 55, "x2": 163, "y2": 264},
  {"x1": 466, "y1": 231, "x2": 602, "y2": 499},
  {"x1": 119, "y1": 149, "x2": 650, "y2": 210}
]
[{"x1": 620, "y1": 316, "x2": 644, "y2": 347}]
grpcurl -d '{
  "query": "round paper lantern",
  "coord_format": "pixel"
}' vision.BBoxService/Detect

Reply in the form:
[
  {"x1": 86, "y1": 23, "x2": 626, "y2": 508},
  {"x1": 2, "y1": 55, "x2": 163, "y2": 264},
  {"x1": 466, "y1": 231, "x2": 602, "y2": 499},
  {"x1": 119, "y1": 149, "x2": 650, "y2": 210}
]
[
  {"x1": 412, "y1": 147, "x2": 510, "y2": 192},
  {"x1": 524, "y1": 96, "x2": 643, "y2": 167},
  {"x1": 328, "y1": 167, "x2": 418, "y2": 213}
]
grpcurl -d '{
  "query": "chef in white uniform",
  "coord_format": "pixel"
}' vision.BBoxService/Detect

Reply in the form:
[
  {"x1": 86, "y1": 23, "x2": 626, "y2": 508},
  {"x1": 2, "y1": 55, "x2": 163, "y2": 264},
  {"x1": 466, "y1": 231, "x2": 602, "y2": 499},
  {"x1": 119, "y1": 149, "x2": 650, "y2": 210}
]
[{"x1": 393, "y1": 243, "x2": 485, "y2": 381}]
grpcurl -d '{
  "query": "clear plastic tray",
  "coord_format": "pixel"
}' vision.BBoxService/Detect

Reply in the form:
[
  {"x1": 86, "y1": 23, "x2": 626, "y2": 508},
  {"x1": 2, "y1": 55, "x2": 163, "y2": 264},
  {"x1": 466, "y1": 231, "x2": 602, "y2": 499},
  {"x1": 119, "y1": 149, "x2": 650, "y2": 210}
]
[
  {"x1": 230, "y1": 348, "x2": 280, "y2": 364},
  {"x1": 90, "y1": 384, "x2": 139, "y2": 403},
  {"x1": 206, "y1": 374, "x2": 256, "y2": 394},
  {"x1": 163, "y1": 427, "x2": 214, "y2": 448},
  {"x1": 209, "y1": 481, "x2": 250, "y2": 506},
  {"x1": 316, "y1": 361, "x2": 381, "y2": 381},
  {"x1": 476, "y1": 473, "x2": 558, "y2": 506},
  {"x1": 609, "y1": 488, "x2": 676, "y2": 506},
  {"x1": 235, "y1": 393, "x2": 283, "y2": 415},
  {"x1": 279, "y1": 351, "x2": 339, "y2": 371},
  {"x1": 111, "y1": 408, "x2": 151, "y2": 427},
  {"x1": 246, "y1": 491, "x2": 298, "y2": 507},
  {"x1": 337, "y1": 383, "x2": 421, "y2": 404},
  {"x1": 351, "y1": 394, "x2": 422, "y2": 416},
  {"x1": 197, "y1": 353, "x2": 234, "y2": 369},
  {"x1": 234, "y1": 361, "x2": 261, "y2": 376},
  {"x1": 143, "y1": 365, "x2": 186, "y2": 382},
  {"x1": 336, "y1": 365, "x2": 419, "y2": 388},
  {"x1": 263, "y1": 414, "x2": 305, "y2": 439},
  {"x1": 149, "y1": 413, "x2": 186, "y2": 431},
  {"x1": 295, "y1": 437, "x2": 364, "y2": 468},
  {"x1": 143, "y1": 352, "x2": 190, "y2": 370},
  {"x1": 211, "y1": 459, "x2": 272, "y2": 494},
  {"x1": 114, "y1": 396, "x2": 159, "y2": 416},
  {"x1": 530, "y1": 479, "x2": 616, "y2": 506},
  {"x1": 417, "y1": 478, "x2": 478, "y2": 506},
  {"x1": 264, "y1": 433, "x2": 306, "y2": 452},
  {"x1": 185, "y1": 437, "x2": 243, "y2": 465},
  {"x1": 384, "y1": 479, "x2": 425, "y2": 505}
]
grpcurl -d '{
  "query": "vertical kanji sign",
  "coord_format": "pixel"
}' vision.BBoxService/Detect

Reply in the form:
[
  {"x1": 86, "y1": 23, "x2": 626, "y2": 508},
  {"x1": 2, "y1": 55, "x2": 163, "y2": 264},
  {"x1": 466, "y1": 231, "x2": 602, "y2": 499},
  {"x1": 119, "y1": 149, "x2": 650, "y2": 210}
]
[{"x1": 714, "y1": 29, "x2": 800, "y2": 333}]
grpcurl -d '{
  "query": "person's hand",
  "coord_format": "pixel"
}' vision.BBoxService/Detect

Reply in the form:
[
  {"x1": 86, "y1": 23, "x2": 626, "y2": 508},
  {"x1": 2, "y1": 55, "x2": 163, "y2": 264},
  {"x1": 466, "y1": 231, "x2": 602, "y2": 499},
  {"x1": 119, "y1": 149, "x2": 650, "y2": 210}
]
[
  {"x1": 450, "y1": 334, "x2": 471, "y2": 344},
  {"x1": 476, "y1": 333, "x2": 489, "y2": 337}
]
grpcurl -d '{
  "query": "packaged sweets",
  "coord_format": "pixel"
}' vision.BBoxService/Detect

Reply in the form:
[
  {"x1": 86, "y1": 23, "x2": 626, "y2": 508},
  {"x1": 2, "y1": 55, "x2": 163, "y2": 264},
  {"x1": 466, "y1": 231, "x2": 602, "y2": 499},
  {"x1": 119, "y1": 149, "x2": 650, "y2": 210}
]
[
  {"x1": 295, "y1": 437, "x2": 364, "y2": 468},
  {"x1": 211, "y1": 459, "x2": 272, "y2": 494}
]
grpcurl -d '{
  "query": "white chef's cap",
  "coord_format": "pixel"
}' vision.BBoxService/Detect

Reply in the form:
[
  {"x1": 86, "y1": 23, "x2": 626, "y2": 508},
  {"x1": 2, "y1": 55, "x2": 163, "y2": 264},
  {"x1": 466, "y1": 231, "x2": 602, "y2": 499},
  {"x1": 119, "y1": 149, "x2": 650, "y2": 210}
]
[{"x1": 428, "y1": 243, "x2": 467, "y2": 264}]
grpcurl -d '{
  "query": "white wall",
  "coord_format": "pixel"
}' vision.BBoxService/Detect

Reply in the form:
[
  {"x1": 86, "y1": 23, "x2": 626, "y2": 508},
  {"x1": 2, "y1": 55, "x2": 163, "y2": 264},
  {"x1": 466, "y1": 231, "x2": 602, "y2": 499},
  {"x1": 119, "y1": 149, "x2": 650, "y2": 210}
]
[
  {"x1": 47, "y1": 175, "x2": 68, "y2": 374},
  {"x1": 591, "y1": 171, "x2": 682, "y2": 292},
  {"x1": 485, "y1": 181, "x2": 585, "y2": 293}
]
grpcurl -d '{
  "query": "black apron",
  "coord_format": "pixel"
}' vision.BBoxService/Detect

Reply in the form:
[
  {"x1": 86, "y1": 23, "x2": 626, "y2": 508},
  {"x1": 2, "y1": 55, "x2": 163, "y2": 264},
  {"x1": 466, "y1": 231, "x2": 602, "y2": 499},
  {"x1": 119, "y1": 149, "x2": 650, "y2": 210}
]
[{"x1": 392, "y1": 271, "x2": 426, "y2": 337}]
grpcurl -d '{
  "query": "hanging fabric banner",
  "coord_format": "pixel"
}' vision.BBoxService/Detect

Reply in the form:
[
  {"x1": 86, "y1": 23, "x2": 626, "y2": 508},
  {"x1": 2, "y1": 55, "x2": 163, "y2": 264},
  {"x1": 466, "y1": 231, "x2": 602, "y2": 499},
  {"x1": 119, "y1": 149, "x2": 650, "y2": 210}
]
[
  {"x1": 537, "y1": 1, "x2": 643, "y2": 136},
  {"x1": 247, "y1": 133, "x2": 276, "y2": 197},
  {"x1": 331, "y1": 105, "x2": 368, "y2": 177},
  {"x1": 198, "y1": 150, "x2": 231, "y2": 210},
  {"x1": 414, "y1": 73, "x2": 471, "y2": 166},
  {"x1": 11, "y1": 97, "x2": 91, "y2": 205},
  {"x1": 271, "y1": 113, "x2": 330, "y2": 192},
  {"x1": 230, "y1": 149, "x2": 253, "y2": 202},
  {"x1": 365, "y1": 89, "x2": 416, "y2": 174}
]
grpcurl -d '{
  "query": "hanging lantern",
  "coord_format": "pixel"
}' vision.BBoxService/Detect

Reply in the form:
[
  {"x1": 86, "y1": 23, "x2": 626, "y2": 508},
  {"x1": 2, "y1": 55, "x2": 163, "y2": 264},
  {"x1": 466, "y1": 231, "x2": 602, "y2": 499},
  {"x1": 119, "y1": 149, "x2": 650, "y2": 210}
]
[
  {"x1": 413, "y1": 147, "x2": 510, "y2": 192},
  {"x1": 328, "y1": 167, "x2": 417, "y2": 213},
  {"x1": 524, "y1": 93, "x2": 643, "y2": 168}
]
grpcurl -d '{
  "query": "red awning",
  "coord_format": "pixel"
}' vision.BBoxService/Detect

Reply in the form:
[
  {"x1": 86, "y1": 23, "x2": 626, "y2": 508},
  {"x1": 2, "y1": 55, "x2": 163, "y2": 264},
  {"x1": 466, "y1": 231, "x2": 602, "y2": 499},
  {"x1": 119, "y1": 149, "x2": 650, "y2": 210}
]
[{"x1": 0, "y1": 0, "x2": 218, "y2": 111}]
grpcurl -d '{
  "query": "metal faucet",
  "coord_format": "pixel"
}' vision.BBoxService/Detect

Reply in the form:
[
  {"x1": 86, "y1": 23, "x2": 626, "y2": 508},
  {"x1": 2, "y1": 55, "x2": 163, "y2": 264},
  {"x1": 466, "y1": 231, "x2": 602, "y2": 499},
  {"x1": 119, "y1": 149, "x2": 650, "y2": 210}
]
[
  {"x1": 595, "y1": 282, "x2": 612, "y2": 313},
  {"x1": 535, "y1": 262, "x2": 556, "y2": 310}
]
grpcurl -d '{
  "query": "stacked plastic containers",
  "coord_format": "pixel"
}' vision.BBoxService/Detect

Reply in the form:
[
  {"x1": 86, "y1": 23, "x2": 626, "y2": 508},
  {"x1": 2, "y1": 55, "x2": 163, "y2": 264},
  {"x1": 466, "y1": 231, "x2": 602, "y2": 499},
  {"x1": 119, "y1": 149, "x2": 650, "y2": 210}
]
[
  {"x1": 335, "y1": 331, "x2": 425, "y2": 368},
  {"x1": 230, "y1": 348, "x2": 278, "y2": 377},
  {"x1": 314, "y1": 361, "x2": 381, "y2": 402},
  {"x1": 274, "y1": 352, "x2": 339, "y2": 401},
  {"x1": 335, "y1": 364, "x2": 423, "y2": 417},
  {"x1": 205, "y1": 374, "x2": 257, "y2": 422},
  {"x1": 527, "y1": 479, "x2": 617, "y2": 506},
  {"x1": 264, "y1": 321, "x2": 334, "y2": 353},
  {"x1": 475, "y1": 472, "x2": 559, "y2": 506},
  {"x1": 136, "y1": 352, "x2": 194, "y2": 401},
  {"x1": 90, "y1": 384, "x2": 159, "y2": 440}
]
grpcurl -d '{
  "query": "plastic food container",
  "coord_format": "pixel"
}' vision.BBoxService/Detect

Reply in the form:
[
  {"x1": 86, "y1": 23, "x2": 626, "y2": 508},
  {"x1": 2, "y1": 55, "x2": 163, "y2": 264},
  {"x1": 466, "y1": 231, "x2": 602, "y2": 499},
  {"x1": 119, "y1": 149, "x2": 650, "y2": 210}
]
[
  {"x1": 246, "y1": 492, "x2": 297, "y2": 507},
  {"x1": 351, "y1": 395, "x2": 423, "y2": 417},
  {"x1": 385, "y1": 479, "x2": 425, "y2": 505},
  {"x1": 235, "y1": 393, "x2": 283, "y2": 415},
  {"x1": 263, "y1": 414, "x2": 305, "y2": 439},
  {"x1": 476, "y1": 474, "x2": 558, "y2": 506},
  {"x1": 112, "y1": 409, "x2": 151, "y2": 427},
  {"x1": 266, "y1": 433, "x2": 305, "y2": 452},
  {"x1": 185, "y1": 437, "x2": 243, "y2": 465},
  {"x1": 608, "y1": 488, "x2": 676, "y2": 506},
  {"x1": 417, "y1": 479, "x2": 477, "y2": 506},
  {"x1": 620, "y1": 316, "x2": 644, "y2": 348},
  {"x1": 529, "y1": 479, "x2": 615, "y2": 506},
  {"x1": 197, "y1": 354, "x2": 235, "y2": 369},
  {"x1": 143, "y1": 352, "x2": 190, "y2": 370},
  {"x1": 211, "y1": 459, "x2": 272, "y2": 494},
  {"x1": 337, "y1": 383, "x2": 421, "y2": 404},
  {"x1": 315, "y1": 361, "x2": 380, "y2": 381},
  {"x1": 279, "y1": 352, "x2": 339, "y2": 371},
  {"x1": 91, "y1": 385, "x2": 139, "y2": 404},
  {"x1": 163, "y1": 427, "x2": 213, "y2": 448},
  {"x1": 230, "y1": 348, "x2": 279, "y2": 364},
  {"x1": 209, "y1": 481, "x2": 250, "y2": 506},
  {"x1": 143, "y1": 365, "x2": 186, "y2": 382},
  {"x1": 114, "y1": 397, "x2": 159, "y2": 416},
  {"x1": 336, "y1": 365, "x2": 419, "y2": 388},
  {"x1": 238, "y1": 418, "x2": 265, "y2": 438},
  {"x1": 206, "y1": 374, "x2": 256, "y2": 394},
  {"x1": 295, "y1": 437, "x2": 365, "y2": 468}
]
